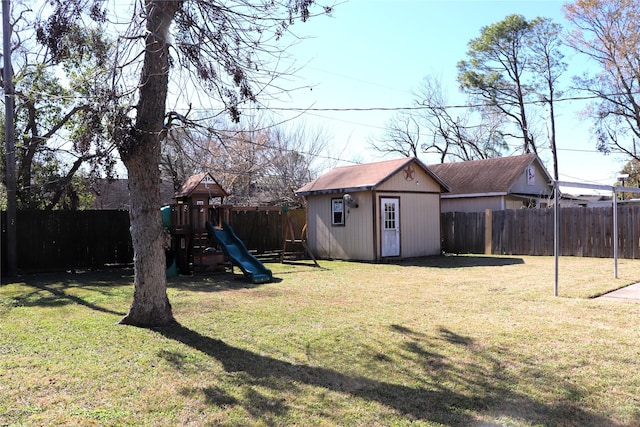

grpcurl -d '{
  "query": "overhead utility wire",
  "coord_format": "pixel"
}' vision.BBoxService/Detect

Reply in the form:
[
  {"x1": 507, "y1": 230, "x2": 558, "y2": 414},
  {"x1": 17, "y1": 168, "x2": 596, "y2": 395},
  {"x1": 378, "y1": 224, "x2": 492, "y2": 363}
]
[
  {"x1": 9, "y1": 89, "x2": 640, "y2": 113},
  {"x1": 259, "y1": 92, "x2": 640, "y2": 113}
]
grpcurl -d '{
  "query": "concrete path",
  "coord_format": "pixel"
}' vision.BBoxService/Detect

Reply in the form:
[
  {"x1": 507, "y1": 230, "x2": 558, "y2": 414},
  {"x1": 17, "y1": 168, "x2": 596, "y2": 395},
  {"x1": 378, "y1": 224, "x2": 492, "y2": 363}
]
[{"x1": 597, "y1": 282, "x2": 640, "y2": 302}]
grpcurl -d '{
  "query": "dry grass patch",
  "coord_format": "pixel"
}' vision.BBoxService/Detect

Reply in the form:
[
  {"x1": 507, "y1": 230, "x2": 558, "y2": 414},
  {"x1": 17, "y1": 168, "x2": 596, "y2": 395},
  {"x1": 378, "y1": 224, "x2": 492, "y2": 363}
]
[{"x1": 1, "y1": 255, "x2": 640, "y2": 426}]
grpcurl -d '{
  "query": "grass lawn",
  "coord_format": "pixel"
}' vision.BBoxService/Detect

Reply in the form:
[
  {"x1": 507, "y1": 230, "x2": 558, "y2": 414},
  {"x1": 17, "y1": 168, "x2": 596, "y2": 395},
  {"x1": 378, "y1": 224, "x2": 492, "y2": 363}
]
[{"x1": 1, "y1": 255, "x2": 640, "y2": 426}]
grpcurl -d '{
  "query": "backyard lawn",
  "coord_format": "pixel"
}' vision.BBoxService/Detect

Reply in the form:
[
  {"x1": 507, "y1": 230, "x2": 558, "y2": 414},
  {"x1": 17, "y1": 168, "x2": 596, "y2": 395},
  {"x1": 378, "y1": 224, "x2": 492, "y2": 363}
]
[{"x1": 1, "y1": 255, "x2": 640, "y2": 426}]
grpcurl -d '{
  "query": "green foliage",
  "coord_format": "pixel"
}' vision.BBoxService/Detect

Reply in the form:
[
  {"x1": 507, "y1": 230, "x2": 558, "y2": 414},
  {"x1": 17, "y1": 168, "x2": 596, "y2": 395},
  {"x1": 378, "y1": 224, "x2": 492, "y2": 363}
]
[
  {"x1": 33, "y1": 166, "x2": 96, "y2": 210},
  {"x1": 615, "y1": 158, "x2": 640, "y2": 199},
  {"x1": 14, "y1": 63, "x2": 68, "y2": 131},
  {"x1": 620, "y1": 158, "x2": 640, "y2": 185},
  {"x1": 458, "y1": 14, "x2": 533, "y2": 96},
  {"x1": 1, "y1": 6, "x2": 116, "y2": 210},
  {"x1": 457, "y1": 14, "x2": 565, "y2": 156}
]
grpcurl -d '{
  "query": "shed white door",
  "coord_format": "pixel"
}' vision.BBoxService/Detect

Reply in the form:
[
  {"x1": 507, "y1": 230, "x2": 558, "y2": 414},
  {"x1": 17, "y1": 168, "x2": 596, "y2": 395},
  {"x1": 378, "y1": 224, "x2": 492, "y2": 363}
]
[{"x1": 381, "y1": 198, "x2": 400, "y2": 257}]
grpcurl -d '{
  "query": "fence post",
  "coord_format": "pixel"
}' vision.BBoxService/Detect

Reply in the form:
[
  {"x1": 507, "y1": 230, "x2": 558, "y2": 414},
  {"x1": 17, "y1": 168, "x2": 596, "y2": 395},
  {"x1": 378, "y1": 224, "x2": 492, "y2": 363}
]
[{"x1": 484, "y1": 209, "x2": 492, "y2": 255}]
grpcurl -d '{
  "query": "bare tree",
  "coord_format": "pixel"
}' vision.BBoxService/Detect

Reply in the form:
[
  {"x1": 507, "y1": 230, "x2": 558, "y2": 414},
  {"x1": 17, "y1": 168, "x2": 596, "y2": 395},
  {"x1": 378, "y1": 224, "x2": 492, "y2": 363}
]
[
  {"x1": 171, "y1": 118, "x2": 330, "y2": 207},
  {"x1": 37, "y1": 0, "x2": 331, "y2": 326},
  {"x1": 417, "y1": 76, "x2": 508, "y2": 162},
  {"x1": 376, "y1": 16, "x2": 564, "y2": 166},
  {"x1": 372, "y1": 75, "x2": 507, "y2": 163},
  {"x1": 372, "y1": 112, "x2": 422, "y2": 158},
  {"x1": 161, "y1": 125, "x2": 227, "y2": 192},
  {"x1": 564, "y1": 0, "x2": 640, "y2": 164},
  {"x1": 211, "y1": 126, "x2": 272, "y2": 205},
  {"x1": 259, "y1": 122, "x2": 330, "y2": 206}
]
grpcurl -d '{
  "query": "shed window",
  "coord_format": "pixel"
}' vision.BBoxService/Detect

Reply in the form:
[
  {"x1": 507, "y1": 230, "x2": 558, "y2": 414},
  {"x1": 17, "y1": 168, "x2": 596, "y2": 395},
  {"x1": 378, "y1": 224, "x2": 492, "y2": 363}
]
[
  {"x1": 383, "y1": 202, "x2": 396, "y2": 230},
  {"x1": 332, "y1": 198, "x2": 344, "y2": 225}
]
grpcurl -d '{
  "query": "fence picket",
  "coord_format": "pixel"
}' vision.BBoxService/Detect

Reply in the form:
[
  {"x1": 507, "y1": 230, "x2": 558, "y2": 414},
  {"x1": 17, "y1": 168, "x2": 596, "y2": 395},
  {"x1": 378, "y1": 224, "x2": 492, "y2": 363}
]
[
  {"x1": 440, "y1": 206, "x2": 640, "y2": 259},
  {"x1": 1, "y1": 208, "x2": 306, "y2": 273},
  {"x1": 3, "y1": 206, "x2": 639, "y2": 274}
]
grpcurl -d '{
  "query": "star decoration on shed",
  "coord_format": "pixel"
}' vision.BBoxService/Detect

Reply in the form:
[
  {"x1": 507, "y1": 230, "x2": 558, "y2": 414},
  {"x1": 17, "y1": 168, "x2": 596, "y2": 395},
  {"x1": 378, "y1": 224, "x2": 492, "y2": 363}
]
[{"x1": 403, "y1": 165, "x2": 415, "y2": 181}]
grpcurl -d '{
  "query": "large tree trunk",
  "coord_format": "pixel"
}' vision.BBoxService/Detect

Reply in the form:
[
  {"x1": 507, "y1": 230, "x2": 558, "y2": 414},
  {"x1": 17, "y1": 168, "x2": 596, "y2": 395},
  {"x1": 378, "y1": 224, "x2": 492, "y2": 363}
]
[
  {"x1": 119, "y1": 0, "x2": 181, "y2": 327},
  {"x1": 119, "y1": 140, "x2": 173, "y2": 327}
]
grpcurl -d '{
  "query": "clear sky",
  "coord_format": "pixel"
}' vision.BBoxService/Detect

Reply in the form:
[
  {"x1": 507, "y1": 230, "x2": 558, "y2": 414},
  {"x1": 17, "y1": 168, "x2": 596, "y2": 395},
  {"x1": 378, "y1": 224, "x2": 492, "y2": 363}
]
[{"x1": 262, "y1": 0, "x2": 628, "y2": 190}]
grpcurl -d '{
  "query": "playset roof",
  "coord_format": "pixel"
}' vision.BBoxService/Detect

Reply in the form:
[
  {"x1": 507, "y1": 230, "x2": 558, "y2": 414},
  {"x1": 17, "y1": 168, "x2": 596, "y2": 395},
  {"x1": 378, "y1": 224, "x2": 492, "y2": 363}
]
[{"x1": 175, "y1": 172, "x2": 228, "y2": 199}]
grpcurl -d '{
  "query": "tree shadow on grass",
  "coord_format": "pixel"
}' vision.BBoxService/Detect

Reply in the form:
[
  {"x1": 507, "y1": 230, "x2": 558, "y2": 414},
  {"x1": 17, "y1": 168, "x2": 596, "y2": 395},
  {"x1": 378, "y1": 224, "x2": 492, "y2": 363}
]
[
  {"x1": 399, "y1": 255, "x2": 525, "y2": 268},
  {"x1": 389, "y1": 324, "x2": 625, "y2": 426},
  {"x1": 157, "y1": 322, "x2": 615, "y2": 426},
  {"x1": 1, "y1": 269, "x2": 129, "y2": 316},
  {"x1": 167, "y1": 271, "x2": 283, "y2": 293}
]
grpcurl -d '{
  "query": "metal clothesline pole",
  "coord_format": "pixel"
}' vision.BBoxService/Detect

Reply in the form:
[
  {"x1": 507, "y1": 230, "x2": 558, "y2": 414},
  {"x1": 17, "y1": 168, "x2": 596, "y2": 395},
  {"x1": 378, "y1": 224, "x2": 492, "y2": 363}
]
[
  {"x1": 554, "y1": 180, "x2": 559, "y2": 297},
  {"x1": 553, "y1": 180, "x2": 640, "y2": 295}
]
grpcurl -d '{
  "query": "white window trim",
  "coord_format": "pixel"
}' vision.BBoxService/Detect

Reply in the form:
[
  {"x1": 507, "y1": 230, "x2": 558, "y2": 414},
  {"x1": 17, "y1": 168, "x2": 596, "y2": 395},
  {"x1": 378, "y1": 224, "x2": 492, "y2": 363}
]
[{"x1": 331, "y1": 198, "x2": 345, "y2": 226}]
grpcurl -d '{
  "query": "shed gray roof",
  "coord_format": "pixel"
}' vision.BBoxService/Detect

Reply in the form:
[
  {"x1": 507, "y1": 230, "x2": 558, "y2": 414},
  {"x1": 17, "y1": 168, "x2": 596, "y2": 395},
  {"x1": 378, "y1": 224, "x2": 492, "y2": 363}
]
[
  {"x1": 296, "y1": 157, "x2": 449, "y2": 196},
  {"x1": 427, "y1": 153, "x2": 551, "y2": 196}
]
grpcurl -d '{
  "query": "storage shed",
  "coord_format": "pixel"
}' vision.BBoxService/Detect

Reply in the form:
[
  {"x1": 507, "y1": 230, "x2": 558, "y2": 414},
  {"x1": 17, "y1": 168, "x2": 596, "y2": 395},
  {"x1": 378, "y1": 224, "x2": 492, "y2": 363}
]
[
  {"x1": 428, "y1": 154, "x2": 553, "y2": 213},
  {"x1": 296, "y1": 157, "x2": 449, "y2": 261}
]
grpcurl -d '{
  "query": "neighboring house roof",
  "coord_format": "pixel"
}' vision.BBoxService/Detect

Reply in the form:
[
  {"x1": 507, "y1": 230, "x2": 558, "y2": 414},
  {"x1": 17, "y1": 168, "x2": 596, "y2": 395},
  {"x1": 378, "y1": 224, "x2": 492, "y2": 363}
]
[
  {"x1": 428, "y1": 153, "x2": 552, "y2": 197},
  {"x1": 560, "y1": 193, "x2": 614, "y2": 207},
  {"x1": 563, "y1": 194, "x2": 611, "y2": 203},
  {"x1": 175, "y1": 172, "x2": 228, "y2": 198},
  {"x1": 296, "y1": 157, "x2": 450, "y2": 196},
  {"x1": 89, "y1": 178, "x2": 175, "y2": 210}
]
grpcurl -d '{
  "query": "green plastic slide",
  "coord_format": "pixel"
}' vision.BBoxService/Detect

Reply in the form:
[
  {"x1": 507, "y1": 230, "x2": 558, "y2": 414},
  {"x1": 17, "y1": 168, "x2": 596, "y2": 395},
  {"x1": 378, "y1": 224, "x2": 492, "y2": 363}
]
[{"x1": 206, "y1": 221, "x2": 273, "y2": 284}]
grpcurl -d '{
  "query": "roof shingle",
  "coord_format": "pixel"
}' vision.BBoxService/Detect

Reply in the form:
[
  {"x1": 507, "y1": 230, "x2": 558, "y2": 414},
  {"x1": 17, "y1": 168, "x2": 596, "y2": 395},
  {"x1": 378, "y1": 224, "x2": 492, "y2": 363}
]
[
  {"x1": 175, "y1": 172, "x2": 228, "y2": 198},
  {"x1": 428, "y1": 154, "x2": 545, "y2": 195},
  {"x1": 296, "y1": 157, "x2": 448, "y2": 195}
]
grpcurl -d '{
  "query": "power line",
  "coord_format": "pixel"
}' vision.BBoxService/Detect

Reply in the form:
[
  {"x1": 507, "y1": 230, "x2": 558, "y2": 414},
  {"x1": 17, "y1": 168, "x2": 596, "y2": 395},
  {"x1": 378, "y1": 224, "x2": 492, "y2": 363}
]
[
  {"x1": 258, "y1": 92, "x2": 640, "y2": 113},
  {"x1": 8, "y1": 82, "x2": 640, "y2": 114}
]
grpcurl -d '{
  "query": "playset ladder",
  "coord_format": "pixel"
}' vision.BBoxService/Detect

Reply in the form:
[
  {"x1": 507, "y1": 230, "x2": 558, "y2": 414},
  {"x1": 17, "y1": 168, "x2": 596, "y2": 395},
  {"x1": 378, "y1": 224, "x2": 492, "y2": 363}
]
[{"x1": 281, "y1": 211, "x2": 319, "y2": 267}]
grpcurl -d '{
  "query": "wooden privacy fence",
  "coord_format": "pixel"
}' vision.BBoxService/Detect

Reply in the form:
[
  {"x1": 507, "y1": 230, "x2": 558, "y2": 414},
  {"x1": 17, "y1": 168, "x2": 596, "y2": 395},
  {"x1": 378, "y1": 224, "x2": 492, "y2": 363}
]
[
  {"x1": 6, "y1": 206, "x2": 636, "y2": 273},
  {"x1": 229, "y1": 207, "x2": 306, "y2": 255},
  {"x1": 1, "y1": 210, "x2": 133, "y2": 273},
  {"x1": 442, "y1": 206, "x2": 640, "y2": 259},
  {"x1": 1, "y1": 208, "x2": 306, "y2": 273}
]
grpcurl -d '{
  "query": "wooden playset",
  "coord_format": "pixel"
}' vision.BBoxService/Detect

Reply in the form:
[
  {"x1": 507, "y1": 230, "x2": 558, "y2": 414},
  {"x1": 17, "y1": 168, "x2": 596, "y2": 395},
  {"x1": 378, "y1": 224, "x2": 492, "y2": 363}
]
[
  {"x1": 164, "y1": 172, "x2": 316, "y2": 278},
  {"x1": 170, "y1": 172, "x2": 230, "y2": 273}
]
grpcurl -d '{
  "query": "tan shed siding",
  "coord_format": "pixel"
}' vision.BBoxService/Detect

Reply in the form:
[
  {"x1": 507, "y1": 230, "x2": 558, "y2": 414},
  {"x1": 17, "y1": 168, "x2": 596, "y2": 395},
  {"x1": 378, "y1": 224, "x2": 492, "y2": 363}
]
[
  {"x1": 306, "y1": 192, "x2": 375, "y2": 261},
  {"x1": 376, "y1": 192, "x2": 442, "y2": 258},
  {"x1": 440, "y1": 196, "x2": 504, "y2": 213},
  {"x1": 305, "y1": 197, "x2": 320, "y2": 256},
  {"x1": 307, "y1": 194, "x2": 344, "y2": 259},
  {"x1": 342, "y1": 191, "x2": 375, "y2": 260},
  {"x1": 402, "y1": 193, "x2": 442, "y2": 257},
  {"x1": 377, "y1": 165, "x2": 441, "y2": 193}
]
